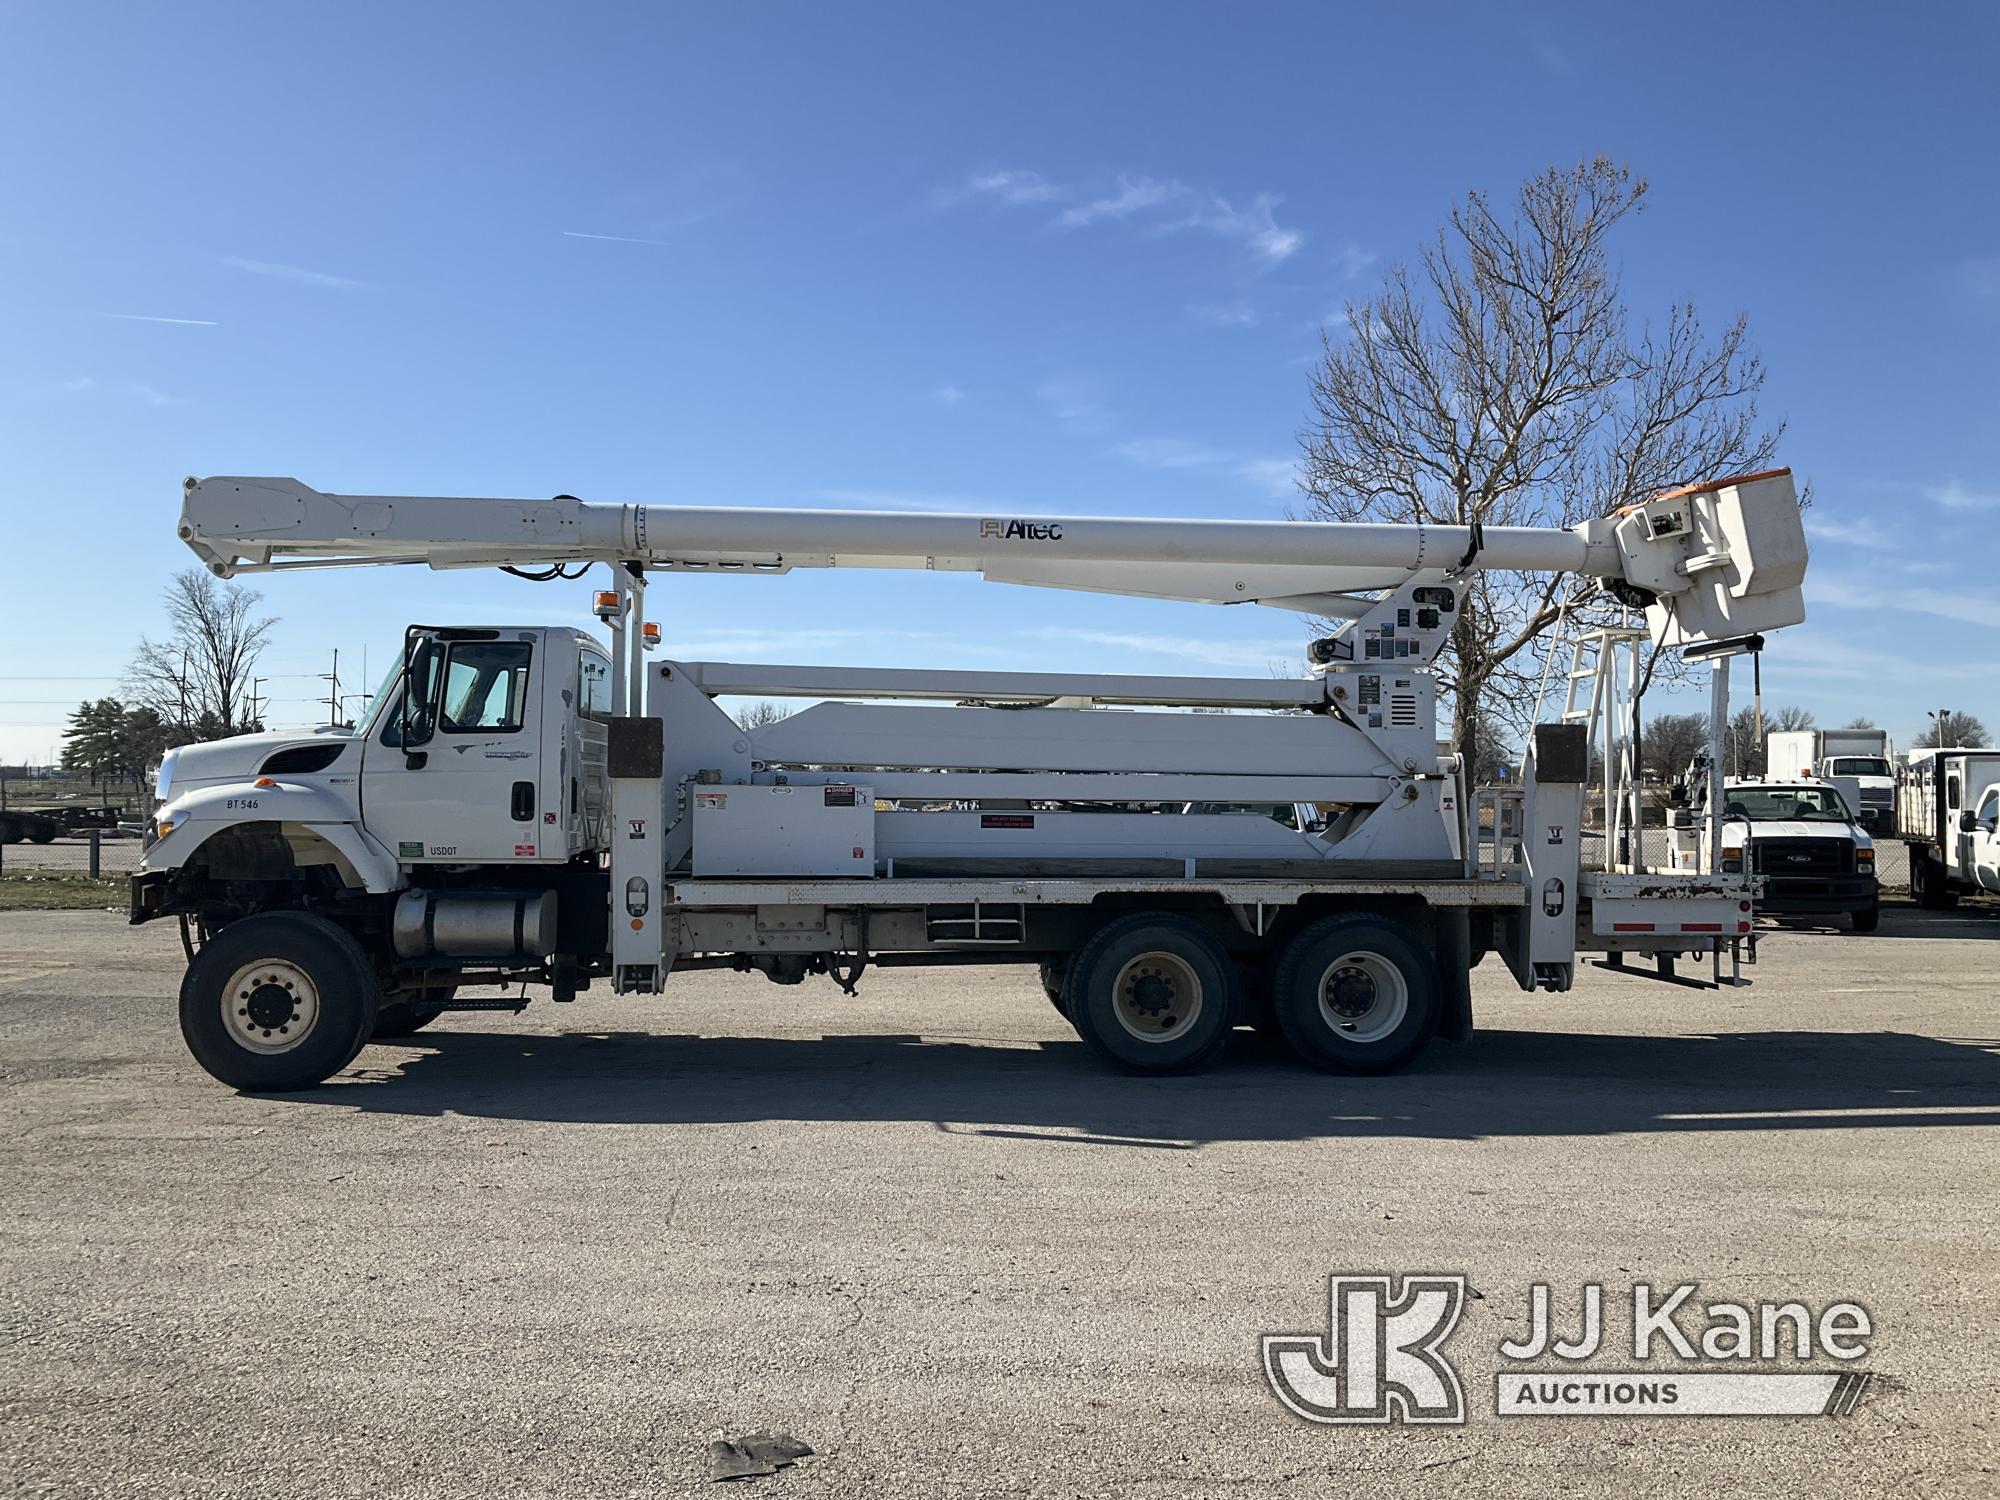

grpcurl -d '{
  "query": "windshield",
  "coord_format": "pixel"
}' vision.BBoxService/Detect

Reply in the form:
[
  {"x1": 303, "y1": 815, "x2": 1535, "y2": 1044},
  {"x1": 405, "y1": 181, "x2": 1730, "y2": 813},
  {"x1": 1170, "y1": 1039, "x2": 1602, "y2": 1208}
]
[
  {"x1": 354, "y1": 661, "x2": 403, "y2": 738},
  {"x1": 1724, "y1": 785, "x2": 1852, "y2": 823},
  {"x1": 1827, "y1": 757, "x2": 1890, "y2": 777}
]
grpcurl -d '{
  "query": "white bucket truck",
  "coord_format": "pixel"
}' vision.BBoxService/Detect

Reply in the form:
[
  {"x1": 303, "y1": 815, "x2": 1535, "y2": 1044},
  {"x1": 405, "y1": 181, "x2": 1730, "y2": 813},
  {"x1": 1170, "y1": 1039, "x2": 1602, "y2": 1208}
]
[{"x1": 134, "y1": 470, "x2": 1808, "y2": 1090}]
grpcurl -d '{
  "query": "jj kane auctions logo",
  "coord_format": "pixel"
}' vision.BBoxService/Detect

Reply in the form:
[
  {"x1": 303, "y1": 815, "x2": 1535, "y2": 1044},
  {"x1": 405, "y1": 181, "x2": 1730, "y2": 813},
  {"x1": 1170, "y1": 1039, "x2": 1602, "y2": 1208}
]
[{"x1": 1264, "y1": 1275, "x2": 1874, "y2": 1422}]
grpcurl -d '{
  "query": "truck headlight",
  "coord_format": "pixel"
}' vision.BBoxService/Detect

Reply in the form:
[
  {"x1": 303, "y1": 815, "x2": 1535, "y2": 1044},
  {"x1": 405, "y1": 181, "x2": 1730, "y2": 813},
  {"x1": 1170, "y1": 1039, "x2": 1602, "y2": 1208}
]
[
  {"x1": 1856, "y1": 847, "x2": 1875, "y2": 867},
  {"x1": 154, "y1": 809, "x2": 189, "y2": 844}
]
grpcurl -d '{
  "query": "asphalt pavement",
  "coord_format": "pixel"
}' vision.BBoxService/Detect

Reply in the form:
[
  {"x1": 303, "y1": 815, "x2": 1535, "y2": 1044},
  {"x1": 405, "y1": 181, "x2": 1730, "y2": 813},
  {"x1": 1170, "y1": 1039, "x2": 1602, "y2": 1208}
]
[{"x1": 2, "y1": 905, "x2": 1996, "y2": 1498}]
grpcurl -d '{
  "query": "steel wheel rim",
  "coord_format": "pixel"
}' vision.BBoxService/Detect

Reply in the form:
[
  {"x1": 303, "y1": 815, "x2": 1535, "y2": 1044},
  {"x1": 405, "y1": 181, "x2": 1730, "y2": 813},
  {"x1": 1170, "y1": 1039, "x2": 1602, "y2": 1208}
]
[
  {"x1": 1315, "y1": 950, "x2": 1408, "y2": 1044},
  {"x1": 222, "y1": 959, "x2": 321, "y2": 1055},
  {"x1": 1111, "y1": 951, "x2": 1204, "y2": 1043}
]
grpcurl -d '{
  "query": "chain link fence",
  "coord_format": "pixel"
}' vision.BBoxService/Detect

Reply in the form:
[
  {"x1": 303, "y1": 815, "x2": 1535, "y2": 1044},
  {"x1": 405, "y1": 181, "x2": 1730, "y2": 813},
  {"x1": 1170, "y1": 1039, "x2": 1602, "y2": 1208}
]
[{"x1": 0, "y1": 835, "x2": 146, "y2": 877}]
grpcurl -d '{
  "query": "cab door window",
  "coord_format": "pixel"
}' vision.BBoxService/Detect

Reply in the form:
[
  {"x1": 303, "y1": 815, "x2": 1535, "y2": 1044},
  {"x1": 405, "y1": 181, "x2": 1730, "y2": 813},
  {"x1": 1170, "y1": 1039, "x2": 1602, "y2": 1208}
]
[{"x1": 439, "y1": 641, "x2": 533, "y2": 733}]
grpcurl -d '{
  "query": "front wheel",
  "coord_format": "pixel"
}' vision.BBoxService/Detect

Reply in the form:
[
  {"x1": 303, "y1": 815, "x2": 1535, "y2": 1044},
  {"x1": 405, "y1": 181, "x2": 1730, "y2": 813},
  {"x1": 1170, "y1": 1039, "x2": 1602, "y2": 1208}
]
[
  {"x1": 178, "y1": 912, "x2": 378, "y2": 1091},
  {"x1": 1270, "y1": 914, "x2": 1439, "y2": 1074},
  {"x1": 1849, "y1": 904, "x2": 1880, "y2": 933}
]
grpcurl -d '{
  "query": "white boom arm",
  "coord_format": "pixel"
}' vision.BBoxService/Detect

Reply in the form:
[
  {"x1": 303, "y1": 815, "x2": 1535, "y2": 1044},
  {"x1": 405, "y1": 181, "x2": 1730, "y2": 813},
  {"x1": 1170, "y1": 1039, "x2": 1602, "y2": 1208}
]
[{"x1": 176, "y1": 469, "x2": 1807, "y2": 644}]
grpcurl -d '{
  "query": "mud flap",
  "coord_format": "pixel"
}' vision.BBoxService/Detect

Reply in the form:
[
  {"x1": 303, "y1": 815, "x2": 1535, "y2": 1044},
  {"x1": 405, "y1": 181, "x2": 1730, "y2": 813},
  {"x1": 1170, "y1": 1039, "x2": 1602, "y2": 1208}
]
[{"x1": 1435, "y1": 906, "x2": 1474, "y2": 1042}]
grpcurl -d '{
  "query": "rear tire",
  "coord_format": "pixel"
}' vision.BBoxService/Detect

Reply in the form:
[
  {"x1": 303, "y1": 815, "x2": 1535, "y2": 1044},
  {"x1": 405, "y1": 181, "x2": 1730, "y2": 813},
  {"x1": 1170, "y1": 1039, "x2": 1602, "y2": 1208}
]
[
  {"x1": 1037, "y1": 957, "x2": 1072, "y2": 1019},
  {"x1": 1270, "y1": 914, "x2": 1438, "y2": 1075},
  {"x1": 1065, "y1": 915, "x2": 1235, "y2": 1074},
  {"x1": 1914, "y1": 854, "x2": 1959, "y2": 910},
  {"x1": 179, "y1": 912, "x2": 378, "y2": 1091},
  {"x1": 27, "y1": 826, "x2": 56, "y2": 845}
]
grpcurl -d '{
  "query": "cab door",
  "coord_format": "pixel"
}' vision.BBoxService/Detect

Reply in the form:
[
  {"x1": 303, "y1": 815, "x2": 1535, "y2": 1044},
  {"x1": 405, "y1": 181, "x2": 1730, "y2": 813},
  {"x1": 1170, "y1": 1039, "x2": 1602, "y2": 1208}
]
[
  {"x1": 1972, "y1": 788, "x2": 2000, "y2": 893},
  {"x1": 360, "y1": 629, "x2": 551, "y2": 865}
]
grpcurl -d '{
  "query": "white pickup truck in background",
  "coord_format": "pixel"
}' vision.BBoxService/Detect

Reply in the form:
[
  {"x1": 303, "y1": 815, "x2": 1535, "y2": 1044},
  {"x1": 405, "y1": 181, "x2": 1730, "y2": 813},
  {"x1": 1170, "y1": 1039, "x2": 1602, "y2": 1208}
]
[
  {"x1": 1767, "y1": 728, "x2": 1895, "y2": 832},
  {"x1": 1675, "y1": 777, "x2": 1879, "y2": 931}
]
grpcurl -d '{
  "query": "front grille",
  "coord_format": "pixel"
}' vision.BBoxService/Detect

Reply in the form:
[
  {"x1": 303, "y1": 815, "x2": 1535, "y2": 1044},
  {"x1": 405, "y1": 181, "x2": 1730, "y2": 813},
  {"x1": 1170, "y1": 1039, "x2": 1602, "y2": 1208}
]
[{"x1": 1752, "y1": 838, "x2": 1852, "y2": 877}]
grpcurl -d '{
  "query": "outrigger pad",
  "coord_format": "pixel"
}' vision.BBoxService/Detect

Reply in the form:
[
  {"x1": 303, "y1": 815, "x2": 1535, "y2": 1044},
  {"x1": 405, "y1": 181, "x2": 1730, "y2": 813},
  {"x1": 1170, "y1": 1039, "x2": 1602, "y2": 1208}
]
[
  {"x1": 608, "y1": 715, "x2": 664, "y2": 778},
  {"x1": 1533, "y1": 723, "x2": 1589, "y2": 784}
]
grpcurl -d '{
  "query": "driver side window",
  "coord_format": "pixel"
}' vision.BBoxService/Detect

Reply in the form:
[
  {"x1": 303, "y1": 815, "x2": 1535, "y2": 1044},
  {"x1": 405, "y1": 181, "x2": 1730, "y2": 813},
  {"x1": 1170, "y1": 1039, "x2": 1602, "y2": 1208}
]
[{"x1": 1978, "y1": 789, "x2": 2000, "y2": 831}]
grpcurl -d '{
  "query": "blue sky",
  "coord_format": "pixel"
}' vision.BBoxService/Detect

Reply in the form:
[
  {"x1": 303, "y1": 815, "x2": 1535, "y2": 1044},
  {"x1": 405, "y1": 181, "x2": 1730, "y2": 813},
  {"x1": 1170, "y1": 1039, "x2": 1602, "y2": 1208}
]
[{"x1": 3, "y1": 1, "x2": 1996, "y2": 762}]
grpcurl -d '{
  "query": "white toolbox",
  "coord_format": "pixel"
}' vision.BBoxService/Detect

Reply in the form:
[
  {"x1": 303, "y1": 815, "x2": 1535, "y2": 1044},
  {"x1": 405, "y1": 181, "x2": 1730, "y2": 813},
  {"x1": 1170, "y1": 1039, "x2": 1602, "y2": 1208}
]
[{"x1": 690, "y1": 783, "x2": 875, "y2": 877}]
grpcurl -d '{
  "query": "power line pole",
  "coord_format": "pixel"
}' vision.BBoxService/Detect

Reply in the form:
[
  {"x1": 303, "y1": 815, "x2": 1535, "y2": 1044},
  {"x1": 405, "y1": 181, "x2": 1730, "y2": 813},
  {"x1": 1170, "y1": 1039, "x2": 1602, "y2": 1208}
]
[{"x1": 320, "y1": 650, "x2": 341, "y2": 730}]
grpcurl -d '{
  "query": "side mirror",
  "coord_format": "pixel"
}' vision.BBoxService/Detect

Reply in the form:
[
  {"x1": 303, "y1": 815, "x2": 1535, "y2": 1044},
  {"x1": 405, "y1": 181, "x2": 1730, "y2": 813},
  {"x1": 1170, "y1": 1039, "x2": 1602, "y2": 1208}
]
[
  {"x1": 1669, "y1": 781, "x2": 1688, "y2": 807},
  {"x1": 1960, "y1": 810, "x2": 1979, "y2": 833},
  {"x1": 400, "y1": 630, "x2": 440, "y2": 751}
]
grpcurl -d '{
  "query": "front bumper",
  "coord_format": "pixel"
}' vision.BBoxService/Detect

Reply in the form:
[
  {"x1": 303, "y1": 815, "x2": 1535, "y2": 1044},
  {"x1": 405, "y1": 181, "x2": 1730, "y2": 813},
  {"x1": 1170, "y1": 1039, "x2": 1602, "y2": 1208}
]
[
  {"x1": 128, "y1": 870, "x2": 170, "y2": 925},
  {"x1": 1755, "y1": 875, "x2": 1877, "y2": 914}
]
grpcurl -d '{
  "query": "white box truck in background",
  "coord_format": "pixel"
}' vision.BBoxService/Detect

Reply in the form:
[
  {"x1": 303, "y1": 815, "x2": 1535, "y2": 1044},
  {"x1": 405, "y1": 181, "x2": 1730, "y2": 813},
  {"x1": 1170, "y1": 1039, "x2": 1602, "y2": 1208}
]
[{"x1": 1766, "y1": 728, "x2": 1894, "y2": 831}]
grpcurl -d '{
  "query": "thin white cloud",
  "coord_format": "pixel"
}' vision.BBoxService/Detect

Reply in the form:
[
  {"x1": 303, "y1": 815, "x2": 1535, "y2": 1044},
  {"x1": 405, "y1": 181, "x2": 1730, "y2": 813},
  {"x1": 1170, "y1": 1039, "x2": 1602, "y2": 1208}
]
[
  {"x1": 223, "y1": 256, "x2": 360, "y2": 290},
  {"x1": 1106, "y1": 438, "x2": 1297, "y2": 501},
  {"x1": 562, "y1": 230, "x2": 673, "y2": 246},
  {"x1": 57, "y1": 375, "x2": 96, "y2": 392},
  {"x1": 1187, "y1": 302, "x2": 1261, "y2": 328},
  {"x1": 1803, "y1": 514, "x2": 1896, "y2": 548},
  {"x1": 1328, "y1": 243, "x2": 1377, "y2": 281},
  {"x1": 932, "y1": 384, "x2": 967, "y2": 405},
  {"x1": 1024, "y1": 626, "x2": 1304, "y2": 672},
  {"x1": 101, "y1": 313, "x2": 218, "y2": 326},
  {"x1": 1770, "y1": 630, "x2": 1985, "y2": 684},
  {"x1": 131, "y1": 383, "x2": 180, "y2": 407},
  {"x1": 1237, "y1": 457, "x2": 1300, "y2": 499},
  {"x1": 958, "y1": 169, "x2": 1063, "y2": 206},
  {"x1": 951, "y1": 168, "x2": 1305, "y2": 264},
  {"x1": 1113, "y1": 437, "x2": 1230, "y2": 471},
  {"x1": 1813, "y1": 572, "x2": 2000, "y2": 630},
  {"x1": 54, "y1": 373, "x2": 181, "y2": 405},
  {"x1": 1928, "y1": 479, "x2": 2000, "y2": 511},
  {"x1": 1035, "y1": 376, "x2": 1106, "y2": 429}
]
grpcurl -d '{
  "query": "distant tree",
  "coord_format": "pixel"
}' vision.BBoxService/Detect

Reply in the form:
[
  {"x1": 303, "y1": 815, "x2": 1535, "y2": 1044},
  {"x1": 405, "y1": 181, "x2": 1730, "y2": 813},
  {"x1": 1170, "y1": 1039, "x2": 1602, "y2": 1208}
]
[
  {"x1": 125, "y1": 570, "x2": 276, "y2": 739},
  {"x1": 734, "y1": 700, "x2": 791, "y2": 730},
  {"x1": 1916, "y1": 711, "x2": 1990, "y2": 749},
  {"x1": 60, "y1": 698, "x2": 167, "y2": 806},
  {"x1": 1839, "y1": 716, "x2": 1877, "y2": 730},
  {"x1": 1722, "y1": 703, "x2": 1815, "y2": 775},
  {"x1": 1300, "y1": 156, "x2": 1786, "y2": 765},
  {"x1": 1643, "y1": 712, "x2": 1708, "y2": 779}
]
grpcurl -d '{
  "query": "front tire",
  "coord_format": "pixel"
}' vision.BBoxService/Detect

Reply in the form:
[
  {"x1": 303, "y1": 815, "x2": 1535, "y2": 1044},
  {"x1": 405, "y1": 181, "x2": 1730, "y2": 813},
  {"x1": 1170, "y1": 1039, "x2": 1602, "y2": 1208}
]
[
  {"x1": 1065, "y1": 915, "x2": 1235, "y2": 1074},
  {"x1": 1270, "y1": 914, "x2": 1439, "y2": 1074},
  {"x1": 179, "y1": 912, "x2": 378, "y2": 1091},
  {"x1": 1849, "y1": 904, "x2": 1880, "y2": 933}
]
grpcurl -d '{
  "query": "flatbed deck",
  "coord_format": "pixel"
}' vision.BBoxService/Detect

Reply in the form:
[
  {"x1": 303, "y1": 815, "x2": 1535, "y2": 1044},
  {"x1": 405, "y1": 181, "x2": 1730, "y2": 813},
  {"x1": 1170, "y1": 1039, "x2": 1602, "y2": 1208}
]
[{"x1": 665, "y1": 875, "x2": 1531, "y2": 908}]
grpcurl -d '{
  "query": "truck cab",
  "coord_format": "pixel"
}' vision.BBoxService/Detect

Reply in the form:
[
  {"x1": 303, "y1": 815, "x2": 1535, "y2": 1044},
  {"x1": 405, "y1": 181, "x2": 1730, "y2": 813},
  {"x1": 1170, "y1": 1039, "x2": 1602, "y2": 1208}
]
[
  {"x1": 1715, "y1": 779, "x2": 1878, "y2": 931},
  {"x1": 135, "y1": 625, "x2": 615, "y2": 934}
]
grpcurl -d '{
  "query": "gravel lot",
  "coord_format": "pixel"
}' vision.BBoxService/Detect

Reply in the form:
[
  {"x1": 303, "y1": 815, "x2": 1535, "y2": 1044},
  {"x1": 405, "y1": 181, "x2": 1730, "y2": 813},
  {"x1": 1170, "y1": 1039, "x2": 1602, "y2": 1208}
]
[{"x1": 2, "y1": 905, "x2": 1996, "y2": 1498}]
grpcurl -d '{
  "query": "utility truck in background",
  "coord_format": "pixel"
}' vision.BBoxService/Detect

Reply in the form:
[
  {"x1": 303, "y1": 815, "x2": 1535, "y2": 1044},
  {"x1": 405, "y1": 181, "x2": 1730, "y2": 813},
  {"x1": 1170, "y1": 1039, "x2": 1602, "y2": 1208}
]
[
  {"x1": 133, "y1": 469, "x2": 1809, "y2": 1091},
  {"x1": 1766, "y1": 727, "x2": 1895, "y2": 831},
  {"x1": 1899, "y1": 749, "x2": 2000, "y2": 907}
]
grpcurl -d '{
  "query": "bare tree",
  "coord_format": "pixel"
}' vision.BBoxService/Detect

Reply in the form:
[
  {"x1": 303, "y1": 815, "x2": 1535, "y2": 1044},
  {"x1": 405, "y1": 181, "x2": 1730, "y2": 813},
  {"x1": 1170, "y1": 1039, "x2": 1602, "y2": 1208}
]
[
  {"x1": 734, "y1": 700, "x2": 791, "y2": 730},
  {"x1": 1300, "y1": 158, "x2": 1786, "y2": 767},
  {"x1": 1644, "y1": 712, "x2": 1708, "y2": 779},
  {"x1": 125, "y1": 570, "x2": 277, "y2": 738},
  {"x1": 1839, "y1": 716, "x2": 1877, "y2": 730},
  {"x1": 1724, "y1": 703, "x2": 1814, "y2": 775},
  {"x1": 1915, "y1": 710, "x2": 1990, "y2": 749}
]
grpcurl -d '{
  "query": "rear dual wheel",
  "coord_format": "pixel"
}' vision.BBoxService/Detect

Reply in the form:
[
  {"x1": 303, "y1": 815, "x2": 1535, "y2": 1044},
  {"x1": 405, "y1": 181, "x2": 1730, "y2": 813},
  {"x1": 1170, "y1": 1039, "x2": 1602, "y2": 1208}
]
[
  {"x1": 1269, "y1": 915, "x2": 1439, "y2": 1074},
  {"x1": 1065, "y1": 915, "x2": 1235, "y2": 1074}
]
